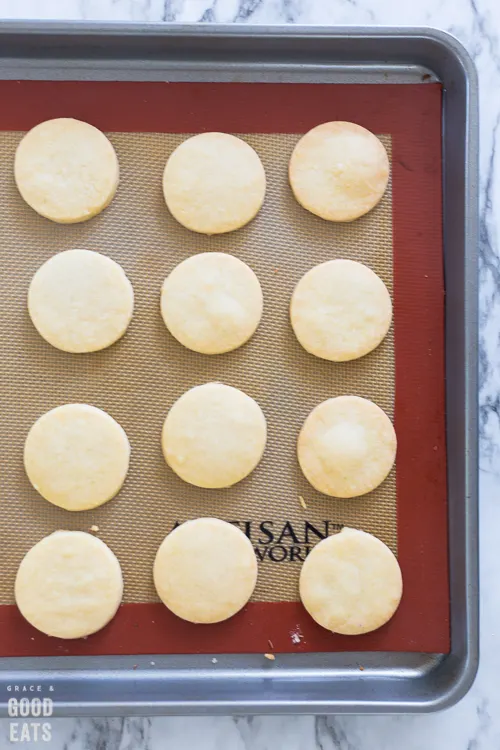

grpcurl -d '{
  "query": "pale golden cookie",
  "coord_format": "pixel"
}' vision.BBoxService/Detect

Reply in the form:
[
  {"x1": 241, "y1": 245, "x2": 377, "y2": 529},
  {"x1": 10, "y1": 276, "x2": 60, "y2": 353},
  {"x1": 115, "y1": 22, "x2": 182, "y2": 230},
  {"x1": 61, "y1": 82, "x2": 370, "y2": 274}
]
[
  {"x1": 290, "y1": 259, "x2": 392, "y2": 361},
  {"x1": 299, "y1": 527, "x2": 402, "y2": 635},
  {"x1": 24, "y1": 404, "x2": 130, "y2": 511},
  {"x1": 15, "y1": 531, "x2": 123, "y2": 639},
  {"x1": 161, "y1": 252, "x2": 263, "y2": 354},
  {"x1": 298, "y1": 396, "x2": 396, "y2": 498},
  {"x1": 28, "y1": 249, "x2": 134, "y2": 353},
  {"x1": 154, "y1": 518, "x2": 258, "y2": 624},
  {"x1": 289, "y1": 121, "x2": 389, "y2": 222},
  {"x1": 15, "y1": 118, "x2": 119, "y2": 223},
  {"x1": 163, "y1": 132, "x2": 266, "y2": 234},
  {"x1": 162, "y1": 383, "x2": 266, "y2": 488}
]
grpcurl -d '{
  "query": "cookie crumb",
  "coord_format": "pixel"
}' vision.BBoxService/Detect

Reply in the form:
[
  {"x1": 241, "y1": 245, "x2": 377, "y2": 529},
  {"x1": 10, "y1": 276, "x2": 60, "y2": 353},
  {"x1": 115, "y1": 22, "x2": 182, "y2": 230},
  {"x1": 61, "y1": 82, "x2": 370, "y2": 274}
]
[
  {"x1": 211, "y1": 658, "x2": 218, "y2": 664},
  {"x1": 359, "y1": 665, "x2": 365, "y2": 671},
  {"x1": 298, "y1": 495, "x2": 307, "y2": 510},
  {"x1": 264, "y1": 653, "x2": 275, "y2": 661},
  {"x1": 290, "y1": 626, "x2": 304, "y2": 644},
  {"x1": 89, "y1": 525, "x2": 100, "y2": 533}
]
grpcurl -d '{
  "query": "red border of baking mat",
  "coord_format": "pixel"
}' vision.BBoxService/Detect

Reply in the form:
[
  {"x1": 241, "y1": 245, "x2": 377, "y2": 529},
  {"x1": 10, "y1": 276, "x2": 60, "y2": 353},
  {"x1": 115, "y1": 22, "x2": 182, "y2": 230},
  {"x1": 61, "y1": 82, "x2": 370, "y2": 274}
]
[{"x1": 0, "y1": 81, "x2": 448, "y2": 655}]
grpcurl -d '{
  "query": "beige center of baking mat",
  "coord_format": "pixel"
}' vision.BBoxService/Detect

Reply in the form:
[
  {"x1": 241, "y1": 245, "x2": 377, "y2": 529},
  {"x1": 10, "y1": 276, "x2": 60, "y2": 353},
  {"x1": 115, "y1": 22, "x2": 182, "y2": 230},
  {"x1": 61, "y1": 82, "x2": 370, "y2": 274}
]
[{"x1": 0, "y1": 131, "x2": 393, "y2": 605}]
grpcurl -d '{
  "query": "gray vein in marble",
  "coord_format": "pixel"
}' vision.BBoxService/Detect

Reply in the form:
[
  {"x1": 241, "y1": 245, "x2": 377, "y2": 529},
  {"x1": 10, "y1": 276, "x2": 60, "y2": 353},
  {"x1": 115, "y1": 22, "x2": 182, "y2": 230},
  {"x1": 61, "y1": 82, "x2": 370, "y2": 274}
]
[
  {"x1": 162, "y1": 0, "x2": 178, "y2": 22},
  {"x1": 161, "y1": 0, "x2": 302, "y2": 24},
  {"x1": 233, "y1": 715, "x2": 254, "y2": 750},
  {"x1": 65, "y1": 718, "x2": 126, "y2": 750},
  {"x1": 317, "y1": 716, "x2": 357, "y2": 750},
  {"x1": 477, "y1": 112, "x2": 500, "y2": 470},
  {"x1": 233, "y1": 0, "x2": 264, "y2": 22},
  {"x1": 467, "y1": 699, "x2": 492, "y2": 750},
  {"x1": 280, "y1": 0, "x2": 301, "y2": 24},
  {"x1": 121, "y1": 717, "x2": 152, "y2": 750},
  {"x1": 470, "y1": 0, "x2": 500, "y2": 67},
  {"x1": 199, "y1": 2, "x2": 217, "y2": 22},
  {"x1": 478, "y1": 114, "x2": 499, "y2": 413},
  {"x1": 58, "y1": 717, "x2": 154, "y2": 750}
]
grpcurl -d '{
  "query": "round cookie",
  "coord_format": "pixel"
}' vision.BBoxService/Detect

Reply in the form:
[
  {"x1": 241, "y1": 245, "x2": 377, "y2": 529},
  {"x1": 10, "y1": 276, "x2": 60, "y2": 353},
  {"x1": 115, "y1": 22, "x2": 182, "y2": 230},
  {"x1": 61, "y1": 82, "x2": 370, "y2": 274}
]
[
  {"x1": 161, "y1": 252, "x2": 263, "y2": 354},
  {"x1": 15, "y1": 531, "x2": 123, "y2": 639},
  {"x1": 289, "y1": 121, "x2": 389, "y2": 222},
  {"x1": 28, "y1": 249, "x2": 134, "y2": 353},
  {"x1": 24, "y1": 403, "x2": 130, "y2": 511},
  {"x1": 15, "y1": 117, "x2": 119, "y2": 223},
  {"x1": 163, "y1": 133, "x2": 266, "y2": 234},
  {"x1": 154, "y1": 518, "x2": 258, "y2": 624},
  {"x1": 162, "y1": 383, "x2": 266, "y2": 488},
  {"x1": 290, "y1": 259, "x2": 392, "y2": 362},
  {"x1": 298, "y1": 396, "x2": 396, "y2": 498},
  {"x1": 299, "y1": 527, "x2": 402, "y2": 635}
]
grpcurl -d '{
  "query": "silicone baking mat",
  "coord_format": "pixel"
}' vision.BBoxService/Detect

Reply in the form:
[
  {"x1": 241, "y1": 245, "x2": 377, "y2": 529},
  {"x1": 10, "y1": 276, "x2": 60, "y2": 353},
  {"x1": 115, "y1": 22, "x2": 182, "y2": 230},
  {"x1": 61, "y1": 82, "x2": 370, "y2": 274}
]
[{"x1": 0, "y1": 81, "x2": 447, "y2": 656}]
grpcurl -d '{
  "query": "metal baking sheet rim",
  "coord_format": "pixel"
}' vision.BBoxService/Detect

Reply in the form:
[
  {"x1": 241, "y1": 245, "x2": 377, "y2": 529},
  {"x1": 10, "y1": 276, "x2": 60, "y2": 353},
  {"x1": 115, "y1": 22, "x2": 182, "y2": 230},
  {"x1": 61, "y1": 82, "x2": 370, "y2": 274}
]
[{"x1": 0, "y1": 22, "x2": 478, "y2": 715}]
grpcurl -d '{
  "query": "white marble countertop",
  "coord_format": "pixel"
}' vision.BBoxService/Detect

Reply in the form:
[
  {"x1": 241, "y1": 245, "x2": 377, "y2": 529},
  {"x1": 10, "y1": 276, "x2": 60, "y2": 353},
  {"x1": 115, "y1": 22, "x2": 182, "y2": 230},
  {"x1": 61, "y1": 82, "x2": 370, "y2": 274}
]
[{"x1": 0, "y1": 1, "x2": 495, "y2": 748}]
